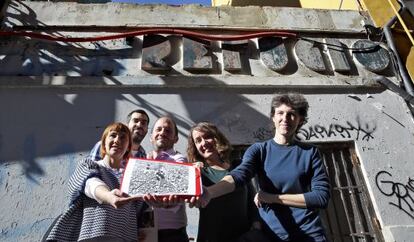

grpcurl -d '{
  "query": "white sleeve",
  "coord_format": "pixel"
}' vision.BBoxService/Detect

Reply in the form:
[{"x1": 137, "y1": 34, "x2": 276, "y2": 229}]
[
  {"x1": 84, "y1": 177, "x2": 108, "y2": 204},
  {"x1": 172, "y1": 152, "x2": 188, "y2": 163}
]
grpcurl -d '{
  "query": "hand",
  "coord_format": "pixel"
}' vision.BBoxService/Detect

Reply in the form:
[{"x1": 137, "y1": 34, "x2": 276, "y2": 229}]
[
  {"x1": 185, "y1": 186, "x2": 211, "y2": 208},
  {"x1": 143, "y1": 194, "x2": 181, "y2": 208},
  {"x1": 254, "y1": 191, "x2": 277, "y2": 208},
  {"x1": 108, "y1": 189, "x2": 134, "y2": 209},
  {"x1": 192, "y1": 162, "x2": 204, "y2": 169},
  {"x1": 146, "y1": 152, "x2": 154, "y2": 159},
  {"x1": 143, "y1": 194, "x2": 163, "y2": 208},
  {"x1": 161, "y1": 194, "x2": 181, "y2": 207},
  {"x1": 185, "y1": 196, "x2": 200, "y2": 208}
]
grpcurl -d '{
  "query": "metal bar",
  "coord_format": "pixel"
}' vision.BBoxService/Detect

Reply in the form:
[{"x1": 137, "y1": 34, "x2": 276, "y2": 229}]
[
  {"x1": 383, "y1": 7, "x2": 414, "y2": 95},
  {"x1": 321, "y1": 152, "x2": 339, "y2": 242},
  {"x1": 322, "y1": 151, "x2": 344, "y2": 242},
  {"x1": 339, "y1": 150, "x2": 372, "y2": 241},
  {"x1": 374, "y1": 76, "x2": 414, "y2": 106},
  {"x1": 331, "y1": 151, "x2": 358, "y2": 242},
  {"x1": 319, "y1": 143, "x2": 384, "y2": 241},
  {"x1": 349, "y1": 232, "x2": 376, "y2": 236},
  {"x1": 387, "y1": 0, "x2": 414, "y2": 45},
  {"x1": 350, "y1": 148, "x2": 385, "y2": 242}
]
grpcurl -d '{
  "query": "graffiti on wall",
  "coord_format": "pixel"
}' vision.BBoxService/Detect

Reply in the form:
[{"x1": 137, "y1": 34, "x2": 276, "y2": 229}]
[
  {"x1": 375, "y1": 170, "x2": 414, "y2": 219},
  {"x1": 252, "y1": 127, "x2": 273, "y2": 140},
  {"x1": 251, "y1": 119, "x2": 377, "y2": 142},
  {"x1": 296, "y1": 120, "x2": 377, "y2": 141}
]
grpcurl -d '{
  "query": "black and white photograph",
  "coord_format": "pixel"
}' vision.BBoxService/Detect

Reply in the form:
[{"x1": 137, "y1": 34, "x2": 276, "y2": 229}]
[{"x1": 121, "y1": 158, "x2": 202, "y2": 197}]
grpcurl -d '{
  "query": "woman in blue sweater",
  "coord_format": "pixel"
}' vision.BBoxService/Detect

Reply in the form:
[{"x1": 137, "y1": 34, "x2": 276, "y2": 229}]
[{"x1": 194, "y1": 94, "x2": 330, "y2": 242}]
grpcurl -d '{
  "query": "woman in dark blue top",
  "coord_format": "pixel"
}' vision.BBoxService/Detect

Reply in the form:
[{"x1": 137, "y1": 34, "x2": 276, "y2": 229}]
[{"x1": 193, "y1": 94, "x2": 330, "y2": 242}]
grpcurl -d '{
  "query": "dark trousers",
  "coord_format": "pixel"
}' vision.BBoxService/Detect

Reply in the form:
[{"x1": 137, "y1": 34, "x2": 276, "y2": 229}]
[
  {"x1": 158, "y1": 227, "x2": 189, "y2": 242},
  {"x1": 262, "y1": 222, "x2": 328, "y2": 242}
]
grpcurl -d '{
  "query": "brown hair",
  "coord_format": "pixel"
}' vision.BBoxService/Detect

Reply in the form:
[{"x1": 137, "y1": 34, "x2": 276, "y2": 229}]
[
  {"x1": 187, "y1": 122, "x2": 232, "y2": 164},
  {"x1": 270, "y1": 93, "x2": 309, "y2": 131},
  {"x1": 100, "y1": 122, "x2": 132, "y2": 160}
]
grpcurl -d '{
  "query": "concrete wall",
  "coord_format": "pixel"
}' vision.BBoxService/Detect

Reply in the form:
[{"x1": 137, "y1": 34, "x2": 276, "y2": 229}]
[
  {"x1": 0, "y1": 2, "x2": 413, "y2": 241},
  {"x1": 213, "y1": 0, "x2": 360, "y2": 10},
  {"x1": 2, "y1": 86, "x2": 414, "y2": 241}
]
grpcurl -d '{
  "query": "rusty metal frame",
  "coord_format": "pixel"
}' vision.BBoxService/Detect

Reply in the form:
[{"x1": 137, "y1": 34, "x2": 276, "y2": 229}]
[{"x1": 318, "y1": 142, "x2": 384, "y2": 242}]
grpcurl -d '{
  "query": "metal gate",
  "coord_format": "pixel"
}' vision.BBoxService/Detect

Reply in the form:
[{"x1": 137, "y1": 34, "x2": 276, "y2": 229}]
[{"x1": 318, "y1": 142, "x2": 384, "y2": 242}]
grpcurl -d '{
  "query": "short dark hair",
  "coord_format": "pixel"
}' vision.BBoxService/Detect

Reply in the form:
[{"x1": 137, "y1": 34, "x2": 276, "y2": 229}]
[
  {"x1": 127, "y1": 109, "x2": 149, "y2": 124},
  {"x1": 270, "y1": 93, "x2": 309, "y2": 130}
]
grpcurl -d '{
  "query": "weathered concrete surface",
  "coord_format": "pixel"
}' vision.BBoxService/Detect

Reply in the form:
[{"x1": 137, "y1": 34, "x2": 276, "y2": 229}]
[
  {"x1": 0, "y1": 34, "x2": 393, "y2": 87},
  {"x1": 1, "y1": 87, "x2": 414, "y2": 241},
  {"x1": 384, "y1": 226, "x2": 414, "y2": 242},
  {"x1": 3, "y1": 1, "x2": 368, "y2": 32},
  {"x1": 0, "y1": 154, "x2": 79, "y2": 241},
  {"x1": 0, "y1": 2, "x2": 413, "y2": 242},
  {"x1": 0, "y1": 75, "x2": 382, "y2": 89}
]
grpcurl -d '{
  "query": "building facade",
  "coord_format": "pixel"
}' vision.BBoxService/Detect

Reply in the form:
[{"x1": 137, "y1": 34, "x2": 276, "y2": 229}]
[{"x1": 0, "y1": 1, "x2": 413, "y2": 241}]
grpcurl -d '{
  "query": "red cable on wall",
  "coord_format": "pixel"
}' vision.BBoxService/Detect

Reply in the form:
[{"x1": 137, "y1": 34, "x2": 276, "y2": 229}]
[{"x1": 0, "y1": 28, "x2": 297, "y2": 42}]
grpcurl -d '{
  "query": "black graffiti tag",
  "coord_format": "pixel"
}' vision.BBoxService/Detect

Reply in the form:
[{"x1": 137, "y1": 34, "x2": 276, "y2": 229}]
[
  {"x1": 253, "y1": 127, "x2": 273, "y2": 140},
  {"x1": 296, "y1": 121, "x2": 376, "y2": 141},
  {"x1": 375, "y1": 170, "x2": 414, "y2": 219}
]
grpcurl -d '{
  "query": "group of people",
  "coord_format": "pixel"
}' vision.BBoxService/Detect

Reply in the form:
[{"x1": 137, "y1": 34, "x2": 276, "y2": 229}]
[{"x1": 45, "y1": 93, "x2": 330, "y2": 242}]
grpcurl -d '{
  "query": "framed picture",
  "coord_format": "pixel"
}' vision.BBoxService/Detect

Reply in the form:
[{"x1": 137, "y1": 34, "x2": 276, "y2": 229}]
[{"x1": 121, "y1": 158, "x2": 202, "y2": 198}]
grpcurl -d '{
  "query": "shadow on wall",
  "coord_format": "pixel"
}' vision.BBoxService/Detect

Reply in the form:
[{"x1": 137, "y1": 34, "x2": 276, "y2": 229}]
[
  {"x1": 0, "y1": 1, "x2": 277, "y2": 185},
  {"x1": 101, "y1": 76, "x2": 277, "y2": 147},
  {"x1": 0, "y1": 84, "x2": 275, "y2": 185},
  {"x1": 0, "y1": 1, "x2": 391, "y2": 185},
  {"x1": 0, "y1": 2, "x2": 134, "y2": 76},
  {"x1": 0, "y1": 1, "x2": 128, "y2": 182}
]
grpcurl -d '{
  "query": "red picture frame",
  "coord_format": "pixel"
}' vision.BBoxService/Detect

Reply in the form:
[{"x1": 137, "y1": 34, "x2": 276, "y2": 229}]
[{"x1": 121, "y1": 158, "x2": 202, "y2": 198}]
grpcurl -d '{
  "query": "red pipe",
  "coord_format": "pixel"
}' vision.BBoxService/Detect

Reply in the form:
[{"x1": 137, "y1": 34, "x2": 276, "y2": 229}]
[{"x1": 0, "y1": 28, "x2": 297, "y2": 42}]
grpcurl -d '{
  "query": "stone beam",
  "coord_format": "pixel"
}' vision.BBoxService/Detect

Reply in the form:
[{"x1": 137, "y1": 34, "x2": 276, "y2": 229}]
[
  {"x1": 2, "y1": 2, "x2": 369, "y2": 33},
  {"x1": 0, "y1": 75, "x2": 383, "y2": 89}
]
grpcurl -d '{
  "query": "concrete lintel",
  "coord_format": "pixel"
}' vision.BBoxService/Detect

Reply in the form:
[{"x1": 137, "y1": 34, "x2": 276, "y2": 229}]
[
  {"x1": 2, "y1": 2, "x2": 367, "y2": 33},
  {"x1": 0, "y1": 75, "x2": 382, "y2": 89}
]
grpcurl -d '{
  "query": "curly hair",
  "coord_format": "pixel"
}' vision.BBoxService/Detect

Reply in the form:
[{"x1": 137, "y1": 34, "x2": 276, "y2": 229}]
[
  {"x1": 270, "y1": 93, "x2": 309, "y2": 131},
  {"x1": 187, "y1": 122, "x2": 232, "y2": 164}
]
